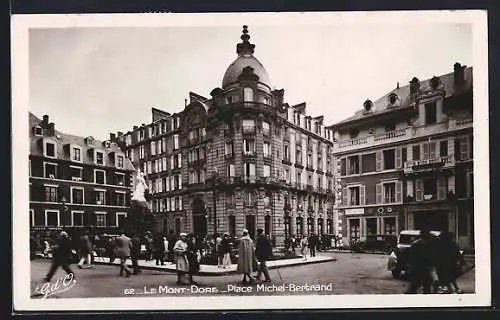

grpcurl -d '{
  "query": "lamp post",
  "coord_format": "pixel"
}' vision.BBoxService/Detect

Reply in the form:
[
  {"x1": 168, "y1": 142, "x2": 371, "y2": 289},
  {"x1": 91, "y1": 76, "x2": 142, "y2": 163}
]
[
  {"x1": 60, "y1": 195, "x2": 68, "y2": 230},
  {"x1": 211, "y1": 167, "x2": 219, "y2": 236}
]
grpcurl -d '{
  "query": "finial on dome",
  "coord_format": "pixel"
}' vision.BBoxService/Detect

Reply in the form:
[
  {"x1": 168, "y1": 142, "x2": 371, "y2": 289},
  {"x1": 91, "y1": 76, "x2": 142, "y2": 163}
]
[{"x1": 237, "y1": 25, "x2": 255, "y2": 55}]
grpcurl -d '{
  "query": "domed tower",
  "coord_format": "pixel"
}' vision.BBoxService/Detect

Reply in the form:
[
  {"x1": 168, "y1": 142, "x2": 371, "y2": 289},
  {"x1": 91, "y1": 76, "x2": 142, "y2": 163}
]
[{"x1": 205, "y1": 26, "x2": 287, "y2": 244}]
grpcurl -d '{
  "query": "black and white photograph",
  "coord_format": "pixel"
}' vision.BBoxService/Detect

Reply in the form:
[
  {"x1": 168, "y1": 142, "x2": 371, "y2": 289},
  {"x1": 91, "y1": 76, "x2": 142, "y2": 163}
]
[{"x1": 11, "y1": 11, "x2": 490, "y2": 310}]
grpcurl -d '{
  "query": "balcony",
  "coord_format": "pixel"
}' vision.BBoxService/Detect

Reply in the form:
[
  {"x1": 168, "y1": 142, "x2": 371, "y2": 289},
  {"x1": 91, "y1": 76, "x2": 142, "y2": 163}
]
[
  {"x1": 242, "y1": 151, "x2": 256, "y2": 158},
  {"x1": 307, "y1": 205, "x2": 314, "y2": 213},
  {"x1": 224, "y1": 153, "x2": 234, "y2": 159},
  {"x1": 243, "y1": 175, "x2": 257, "y2": 184},
  {"x1": 404, "y1": 155, "x2": 455, "y2": 174},
  {"x1": 334, "y1": 118, "x2": 473, "y2": 153}
]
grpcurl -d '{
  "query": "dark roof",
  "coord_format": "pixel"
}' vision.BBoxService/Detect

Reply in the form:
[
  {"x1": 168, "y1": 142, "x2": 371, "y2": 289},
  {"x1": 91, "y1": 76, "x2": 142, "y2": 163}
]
[
  {"x1": 29, "y1": 112, "x2": 135, "y2": 171},
  {"x1": 329, "y1": 67, "x2": 473, "y2": 129}
]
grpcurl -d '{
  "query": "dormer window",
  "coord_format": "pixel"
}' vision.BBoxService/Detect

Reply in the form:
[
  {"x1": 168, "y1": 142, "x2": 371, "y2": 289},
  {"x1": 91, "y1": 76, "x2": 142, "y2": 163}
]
[
  {"x1": 116, "y1": 155, "x2": 124, "y2": 169},
  {"x1": 71, "y1": 146, "x2": 82, "y2": 162},
  {"x1": 95, "y1": 151, "x2": 104, "y2": 165},
  {"x1": 85, "y1": 137, "x2": 94, "y2": 146},
  {"x1": 349, "y1": 129, "x2": 359, "y2": 139},
  {"x1": 243, "y1": 87, "x2": 254, "y2": 102},
  {"x1": 34, "y1": 126, "x2": 43, "y2": 136},
  {"x1": 363, "y1": 99, "x2": 373, "y2": 112},
  {"x1": 388, "y1": 93, "x2": 398, "y2": 106},
  {"x1": 44, "y1": 141, "x2": 56, "y2": 158},
  {"x1": 104, "y1": 141, "x2": 111, "y2": 149}
]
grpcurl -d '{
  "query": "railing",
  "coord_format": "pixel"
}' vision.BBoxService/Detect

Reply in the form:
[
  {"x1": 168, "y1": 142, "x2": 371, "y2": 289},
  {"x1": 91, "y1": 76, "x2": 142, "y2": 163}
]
[
  {"x1": 404, "y1": 155, "x2": 455, "y2": 174},
  {"x1": 335, "y1": 118, "x2": 473, "y2": 153}
]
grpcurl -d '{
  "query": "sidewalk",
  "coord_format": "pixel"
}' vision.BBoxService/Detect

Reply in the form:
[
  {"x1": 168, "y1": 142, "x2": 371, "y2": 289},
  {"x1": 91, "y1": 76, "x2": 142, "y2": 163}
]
[{"x1": 93, "y1": 255, "x2": 336, "y2": 276}]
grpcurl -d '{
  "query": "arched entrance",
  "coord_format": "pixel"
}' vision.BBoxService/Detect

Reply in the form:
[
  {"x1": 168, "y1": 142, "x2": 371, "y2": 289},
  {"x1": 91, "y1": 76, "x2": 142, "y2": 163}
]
[{"x1": 192, "y1": 197, "x2": 207, "y2": 236}]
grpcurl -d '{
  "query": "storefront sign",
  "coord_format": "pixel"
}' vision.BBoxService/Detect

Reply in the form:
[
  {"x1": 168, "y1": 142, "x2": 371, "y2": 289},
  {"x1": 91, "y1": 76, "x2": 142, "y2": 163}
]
[{"x1": 344, "y1": 208, "x2": 364, "y2": 216}]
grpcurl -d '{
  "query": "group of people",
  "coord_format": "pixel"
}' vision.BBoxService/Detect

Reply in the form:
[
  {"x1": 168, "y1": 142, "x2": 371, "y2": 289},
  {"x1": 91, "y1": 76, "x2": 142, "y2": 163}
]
[
  {"x1": 405, "y1": 230, "x2": 466, "y2": 294},
  {"x1": 288, "y1": 234, "x2": 321, "y2": 260}
]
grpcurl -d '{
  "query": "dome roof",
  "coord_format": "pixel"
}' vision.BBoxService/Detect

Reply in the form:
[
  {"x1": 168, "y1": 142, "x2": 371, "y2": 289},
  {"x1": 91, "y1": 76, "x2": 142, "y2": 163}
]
[{"x1": 222, "y1": 54, "x2": 271, "y2": 89}]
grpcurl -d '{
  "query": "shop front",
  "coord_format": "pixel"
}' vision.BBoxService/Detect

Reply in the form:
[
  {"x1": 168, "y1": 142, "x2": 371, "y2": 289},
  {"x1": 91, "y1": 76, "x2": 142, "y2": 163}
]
[{"x1": 344, "y1": 206, "x2": 401, "y2": 244}]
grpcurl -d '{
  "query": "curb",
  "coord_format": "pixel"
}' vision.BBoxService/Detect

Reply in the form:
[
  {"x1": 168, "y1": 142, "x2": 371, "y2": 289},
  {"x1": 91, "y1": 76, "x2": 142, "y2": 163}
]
[{"x1": 92, "y1": 257, "x2": 337, "y2": 276}]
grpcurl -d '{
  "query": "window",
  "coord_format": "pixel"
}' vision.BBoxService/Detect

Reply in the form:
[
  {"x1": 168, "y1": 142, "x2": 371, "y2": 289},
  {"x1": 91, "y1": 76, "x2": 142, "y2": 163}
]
[
  {"x1": 225, "y1": 142, "x2": 234, "y2": 156},
  {"x1": 227, "y1": 164, "x2": 235, "y2": 177},
  {"x1": 72, "y1": 147, "x2": 81, "y2": 162},
  {"x1": 139, "y1": 145, "x2": 145, "y2": 159},
  {"x1": 285, "y1": 169, "x2": 290, "y2": 182},
  {"x1": 412, "y1": 145, "x2": 421, "y2": 161},
  {"x1": 307, "y1": 154, "x2": 313, "y2": 168},
  {"x1": 383, "y1": 149, "x2": 395, "y2": 169},
  {"x1": 94, "y1": 170, "x2": 106, "y2": 184},
  {"x1": 423, "y1": 178, "x2": 437, "y2": 200},
  {"x1": 116, "y1": 173, "x2": 125, "y2": 186},
  {"x1": 383, "y1": 183, "x2": 396, "y2": 203},
  {"x1": 347, "y1": 186, "x2": 364, "y2": 206},
  {"x1": 263, "y1": 164, "x2": 271, "y2": 177},
  {"x1": 466, "y1": 170, "x2": 474, "y2": 198},
  {"x1": 150, "y1": 141, "x2": 156, "y2": 156},
  {"x1": 348, "y1": 155, "x2": 360, "y2": 174},
  {"x1": 116, "y1": 155, "x2": 124, "y2": 168},
  {"x1": 262, "y1": 121, "x2": 270, "y2": 135},
  {"x1": 440, "y1": 140, "x2": 448, "y2": 157},
  {"x1": 243, "y1": 87, "x2": 254, "y2": 102},
  {"x1": 296, "y1": 150, "x2": 302, "y2": 165},
  {"x1": 244, "y1": 191, "x2": 256, "y2": 206},
  {"x1": 425, "y1": 102, "x2": 437, "y2": 125},
  {"x1": 116, "y1": 192, "x2": 126, "y2": 206},
  {"x1": 177, "y1": 153, "x2": 182, "y2": 168},
  {"x1": 45, "y1": 185, "x2": 58, "y2": 202},
  {"x1": 361, "y1": 153, "x2": 376, "y2": 173},
  {"x1": 173, "y1": 135, "x2": 179, "y2": 150},
  {"x1": 244, "y1": 162, "x2": 256, "y2": 178},
  {"x1": 243, "y1": 139, "x2": 255, "y2": 155},
  {"x1": 95, "y1": 151, "x2": 104, "y2": 165},
  {"x1": 264, "y1": 194, "x2": 271, "y2": 208},
  {"x1": 95, "y1": 212, "x2": 107, "y2": 227},
  {"x1": 44, "y1": 162, "x2": 58, "y2": 178},
  {"x1": 116, "y1": 213, "x2": 127, "y2": 227},
  {"x1": 46, "y1": 210, "x2": 59, "y2": 227},
  {"x1": 72, "y1": 211, "x2": 84, "y2": 227},
  {"x1": 34, "y1": 126, "x2": 43, "y2": 136},
  {"x1": 95, "y1": 190, "x2": 106, "y2": 205},
  {"x1": 69, "y1": 166, "x2": 82, "y2": 180},
  {"x1": 71, "y1": 187, "x2": 84, "y2": 204},
  {"x1": 263, "y1": 142, "x2": 270, "y2": 158},
  {"x1": 242, "y1": 120, "x2": 256, "y2": 134},
  {"x1": 349, "y1": 129, "x2": 359, "y2": 139},
  {"x1": 44, "y1": 141, "x2": 56, "y2": 158},
  {"x1": 283, "y1": 145, "x2": 290, "y2": 161}
]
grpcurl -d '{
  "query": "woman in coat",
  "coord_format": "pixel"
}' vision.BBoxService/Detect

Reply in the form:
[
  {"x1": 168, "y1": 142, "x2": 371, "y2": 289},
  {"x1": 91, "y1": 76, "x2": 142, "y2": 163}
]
[
  {"x1": 174, "y1": 233, "x2": 190, "y2": 285},
  {"x1": 221, "y1": 233, "x2": 232, "y2": 268},
  {"x1": 186, "y1": 234, "x2": 201, "y2": 284},
  {"x1": 237, "y1": 229, "x2": 256, "y2": 284},
  {"x1": 300, "y1": 235, "x2": 309, "y2": 261}
]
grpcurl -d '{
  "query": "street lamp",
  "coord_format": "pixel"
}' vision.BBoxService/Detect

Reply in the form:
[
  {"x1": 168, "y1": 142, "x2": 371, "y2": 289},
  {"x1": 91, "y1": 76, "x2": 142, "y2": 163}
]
[
  {"x1": 211, "y1": 167, "x2": 219, "y2": 236},
  {"x1": 60, "y1": 195, "x2": 68, "y2": 229}
]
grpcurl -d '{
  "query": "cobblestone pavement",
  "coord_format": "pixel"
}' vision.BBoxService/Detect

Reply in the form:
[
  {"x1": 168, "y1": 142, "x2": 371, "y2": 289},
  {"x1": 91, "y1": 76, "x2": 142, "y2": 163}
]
[{"x1": 30, "y1": 252, "x2": 475, "y2": 298}]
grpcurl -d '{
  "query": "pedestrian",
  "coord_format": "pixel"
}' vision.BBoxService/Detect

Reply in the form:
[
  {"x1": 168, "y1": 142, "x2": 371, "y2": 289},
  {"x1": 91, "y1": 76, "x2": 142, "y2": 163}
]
[
  {"x1": 163, "y1": 236, "x2": 169, "y2": 264},
  {"x1": 44, "y1": 231, "x2": 74, "y2": 282},
  {"x1": 106, "y1": 237, "x2": 117, "y2": 264},
  {"x1": 216, "y1": 234, "x2": 223, "y2": 268},
  {"x1": 405, "y1": 229, "x2": 435, "y2": 294},
  {"x1": 167, "y1": 231, "x2": 176, "y2": 264},
  {"x1": 308, "y1": 234, "x2": 316, "y2": 257},
  {"x1": 186, "y1": 234, "x2": 201, "y2": 285},
  {"x1": 254, "y1": 228, "x2": 272, "y2": 282},
  {"x1": 300, "y1": 235, "x2": 309, "y2": 260},
  {"x1": 174, "y1": 233, "x2": 190, "y2": 285},
  {"x1": 131, "y1": 234, "x2": 142, "y2": 275},
  {"x1": 237, "y1": 229, "x2": 256, "y2": 284},
  {"x1": 291, "y1": 236, "x2": 297, "y2": 255},
  {"x1": 114, "y1": 232, "x2": 133, "y2": 277},
  {"x1": 77, "y1": 233, "x2": 93, "y2": 269},
  {"x1": 153, "y1": 234, "x2": 166, "y2": 266},
  {"x1": 145, "y1": 233, "x2": 154, "y2": 261},
  {"x1": 221, "y1": 233, "x2": 232, "y2": 268},
  {"x1": 436, "y1": 231, "x2": 465, "y2": 294},
  {"x1": 43, "y1": 239, "x2": 51, "y2": 258}
]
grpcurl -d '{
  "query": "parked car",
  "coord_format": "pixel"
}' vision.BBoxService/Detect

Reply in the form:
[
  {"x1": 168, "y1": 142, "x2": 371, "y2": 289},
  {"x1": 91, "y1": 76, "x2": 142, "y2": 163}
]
[{"x1": 387, "y1": 230, "x2": 440, "y2": 278}]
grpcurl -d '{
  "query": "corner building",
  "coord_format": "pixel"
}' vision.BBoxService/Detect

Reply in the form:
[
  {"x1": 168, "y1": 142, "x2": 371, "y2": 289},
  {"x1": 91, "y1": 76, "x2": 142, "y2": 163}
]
[
  {"x1": 118, "y1": 26, "x2": 337, "y2": 245},
  {"x1": 29, "y1": 113, "x2": 135, "y2": 238},
  {"x1": 329, "y1": 63, "x2": 474, "y2": 251}
]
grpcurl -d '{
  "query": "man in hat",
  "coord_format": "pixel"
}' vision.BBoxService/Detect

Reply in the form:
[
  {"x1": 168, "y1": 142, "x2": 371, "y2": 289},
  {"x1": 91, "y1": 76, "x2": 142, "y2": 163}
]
[
  {"x1": 174, "y1": 233, "x2": 190, "y2": 285},
  {"x1": 114, "y1": 232, "x2": 133, "y2": 277},
  {"x1": 221, "y1": 232, "x2": 232, "y2": 268},
  {"x1": 237, "y1": 229, "x2": 256, "y2": 284},
  {"x1": 254, "y1": 228, "x2": 272, "y2": 282},
  {"x1": 45, "y1": 231, "x2": 74, "y2": 282}
]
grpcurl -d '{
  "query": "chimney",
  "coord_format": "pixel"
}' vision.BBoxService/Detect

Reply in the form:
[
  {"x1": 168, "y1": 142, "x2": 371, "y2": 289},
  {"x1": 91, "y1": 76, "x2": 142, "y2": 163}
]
[
  {"x1": 454, "y1": 62, "x2": 465, "y2": 88},
  {"x1": 42, "y1": 115, "x2": 49, "y2": 125},
  {"x1": 409, "y1": 77, "x2": 420, "y2": 95},
  {"x1": 117, "y1": 131, "x2": 123, "y2": 137},
  {"x1": 110, "y1": 133, "x2": 116, "y2": 141},
  {"x1": 48, "y1": 123, "x2": 55, "y2": 135}
]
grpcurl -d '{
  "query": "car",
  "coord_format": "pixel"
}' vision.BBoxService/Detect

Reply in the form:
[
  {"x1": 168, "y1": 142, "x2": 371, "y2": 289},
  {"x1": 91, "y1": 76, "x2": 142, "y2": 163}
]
[{"x1": 387, "y1": 230, "x2": 441, "y2": 279}]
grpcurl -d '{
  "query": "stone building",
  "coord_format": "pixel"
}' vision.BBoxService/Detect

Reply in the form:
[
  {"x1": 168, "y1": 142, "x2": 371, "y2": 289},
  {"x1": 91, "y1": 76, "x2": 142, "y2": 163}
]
[
  {"x1": 29, "y1": 112, "x2": 135, "y2": 239},
  {"x1": 118, "y1": 26, "x2": 337, "y2": 245},
  {"x1": 329, "y1": 63, "x2": 474, "y2": 250}
]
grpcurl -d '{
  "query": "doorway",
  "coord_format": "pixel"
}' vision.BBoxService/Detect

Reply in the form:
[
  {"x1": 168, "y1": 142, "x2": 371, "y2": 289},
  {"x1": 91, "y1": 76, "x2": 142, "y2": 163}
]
[{"x1": 245, "y1": 215, "x2": 256, "y2": 239}]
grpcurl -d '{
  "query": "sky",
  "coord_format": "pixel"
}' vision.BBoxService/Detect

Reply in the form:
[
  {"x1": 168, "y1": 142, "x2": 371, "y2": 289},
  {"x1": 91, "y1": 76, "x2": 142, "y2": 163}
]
[{"x1": 28, "y1": 20, "x2": 472, "y2": 140}]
